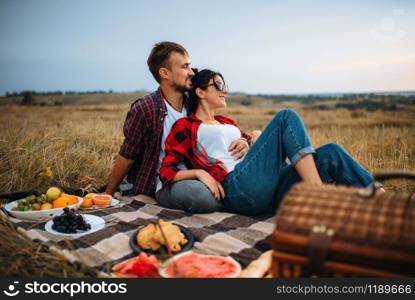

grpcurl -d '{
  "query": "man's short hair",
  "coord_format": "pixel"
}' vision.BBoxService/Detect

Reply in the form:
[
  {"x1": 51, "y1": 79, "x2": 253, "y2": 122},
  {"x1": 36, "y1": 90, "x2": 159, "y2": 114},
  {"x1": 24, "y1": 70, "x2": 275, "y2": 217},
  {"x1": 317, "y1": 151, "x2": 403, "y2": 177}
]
[{"x1": 147, "y1": 41, "x2": 188, "y2": 83}]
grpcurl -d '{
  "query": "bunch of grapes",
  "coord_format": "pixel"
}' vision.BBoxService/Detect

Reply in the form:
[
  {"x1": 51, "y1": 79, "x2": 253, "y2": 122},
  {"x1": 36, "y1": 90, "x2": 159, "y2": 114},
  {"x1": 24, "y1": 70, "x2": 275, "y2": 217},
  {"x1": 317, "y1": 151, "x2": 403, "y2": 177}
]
[
  {"x1": 52, "y1": 207, "x2": 91, "y2": 233},
  {"x1": 13, "y1": 194, "x2": 48, "y2": 211}
]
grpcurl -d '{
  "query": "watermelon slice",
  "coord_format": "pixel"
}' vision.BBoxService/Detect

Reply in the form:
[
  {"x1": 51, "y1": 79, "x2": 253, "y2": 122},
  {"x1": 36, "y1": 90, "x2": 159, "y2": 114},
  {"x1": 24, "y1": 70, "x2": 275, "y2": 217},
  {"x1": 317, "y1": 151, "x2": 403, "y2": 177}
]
[
  {"x1": 112, "y1": 253, "x2": 160, "y2": 278},
  {"x1": 159, "y1": 251, "x2": 241, "y2": 278}
]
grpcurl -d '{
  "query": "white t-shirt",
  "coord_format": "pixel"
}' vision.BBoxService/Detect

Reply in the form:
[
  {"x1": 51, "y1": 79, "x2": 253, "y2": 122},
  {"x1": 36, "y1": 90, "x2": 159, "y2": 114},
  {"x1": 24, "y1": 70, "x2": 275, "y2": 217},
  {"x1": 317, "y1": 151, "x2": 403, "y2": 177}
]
[
  {"x1": 197, "y1": 124, "x2": 242, "y2": 174},
  {"x1": 155, "y1": 100, "x2": 187, "y2": 192}
]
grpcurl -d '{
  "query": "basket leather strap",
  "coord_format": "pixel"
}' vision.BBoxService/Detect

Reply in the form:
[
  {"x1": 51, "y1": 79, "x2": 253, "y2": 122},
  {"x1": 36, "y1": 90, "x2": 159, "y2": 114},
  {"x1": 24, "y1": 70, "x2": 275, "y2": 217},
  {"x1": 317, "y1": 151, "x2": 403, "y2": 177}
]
[
  {"x1": 308, "y1": 225, "x2": 335, "y2": 277},
  {"x1": 363, "y1": 170, "x2": 415, "y2": 198},
  {"x1": 374, "y1": 170, "x2": 415, "y2": 181}
]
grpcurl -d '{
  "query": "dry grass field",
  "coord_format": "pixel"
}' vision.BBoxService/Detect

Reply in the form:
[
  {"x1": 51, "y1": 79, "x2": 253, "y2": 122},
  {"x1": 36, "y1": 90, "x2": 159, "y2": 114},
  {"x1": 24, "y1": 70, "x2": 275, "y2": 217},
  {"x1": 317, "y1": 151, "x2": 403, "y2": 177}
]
[
  {"x1": 0, "y1": 100, "x2": 414, "y2": 277},
  {"x1": 0, "y1": 103, "x2": 414, "y2": 195}
]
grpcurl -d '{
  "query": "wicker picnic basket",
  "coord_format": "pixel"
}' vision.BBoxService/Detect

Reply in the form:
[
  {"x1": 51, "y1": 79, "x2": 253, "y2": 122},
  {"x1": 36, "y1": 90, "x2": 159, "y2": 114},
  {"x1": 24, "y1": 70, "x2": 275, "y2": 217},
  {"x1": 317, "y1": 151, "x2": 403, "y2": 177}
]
[{"x1": 271, "y1": 170, "x2": 415, "y2": 277}]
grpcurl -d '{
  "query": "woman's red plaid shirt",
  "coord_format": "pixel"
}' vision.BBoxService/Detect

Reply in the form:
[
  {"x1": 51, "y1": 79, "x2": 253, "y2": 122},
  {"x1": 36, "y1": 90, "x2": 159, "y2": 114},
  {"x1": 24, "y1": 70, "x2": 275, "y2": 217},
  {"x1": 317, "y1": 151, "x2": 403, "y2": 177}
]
[{"x1": 159, "y1": 114, "x2": 251, "y2": 189}]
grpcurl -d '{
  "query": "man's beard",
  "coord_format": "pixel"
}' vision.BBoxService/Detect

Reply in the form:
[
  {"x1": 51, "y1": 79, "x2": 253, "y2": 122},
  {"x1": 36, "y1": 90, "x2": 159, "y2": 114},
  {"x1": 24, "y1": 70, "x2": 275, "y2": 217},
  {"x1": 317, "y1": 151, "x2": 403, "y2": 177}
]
[
  {"x1": 174, "y1": 78, "x2": 193, "y2": 93},
  {"x1": 176, "y1": 85, "x2": 192, "y2": 93}
]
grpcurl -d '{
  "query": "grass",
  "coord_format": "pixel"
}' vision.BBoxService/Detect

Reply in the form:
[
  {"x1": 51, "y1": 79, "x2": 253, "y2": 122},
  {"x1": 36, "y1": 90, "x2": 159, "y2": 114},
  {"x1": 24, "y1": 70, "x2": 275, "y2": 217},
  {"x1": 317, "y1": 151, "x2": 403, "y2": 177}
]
[
  {"x1": 0, "y1": 104, "x2": 414, "y2": 194},
  {"x1": 0, "y1": 214, "x2": 100, "y2": 277},
  {"x1": 0, "y1": 101, "x2": 414, "y2": 277}
]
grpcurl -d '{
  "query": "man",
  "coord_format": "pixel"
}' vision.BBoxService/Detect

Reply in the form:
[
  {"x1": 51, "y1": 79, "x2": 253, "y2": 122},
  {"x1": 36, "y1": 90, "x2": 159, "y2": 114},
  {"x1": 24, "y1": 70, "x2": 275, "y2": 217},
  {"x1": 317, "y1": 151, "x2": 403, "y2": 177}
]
[{"x1": 105, "y1": 41, "x2": 249, "y2": 213}]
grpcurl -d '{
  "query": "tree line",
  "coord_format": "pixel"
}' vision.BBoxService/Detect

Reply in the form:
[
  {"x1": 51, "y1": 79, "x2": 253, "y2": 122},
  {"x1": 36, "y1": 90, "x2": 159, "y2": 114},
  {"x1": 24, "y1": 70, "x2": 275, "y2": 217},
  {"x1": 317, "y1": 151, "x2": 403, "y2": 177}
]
[{"x1": 4, "y1": 90, "x2": 120, "y2": 97}]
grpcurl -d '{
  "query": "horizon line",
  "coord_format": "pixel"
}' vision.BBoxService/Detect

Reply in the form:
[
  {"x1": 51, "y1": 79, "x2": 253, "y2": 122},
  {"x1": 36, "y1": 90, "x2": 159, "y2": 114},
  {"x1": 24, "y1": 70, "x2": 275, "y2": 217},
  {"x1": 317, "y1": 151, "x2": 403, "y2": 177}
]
[{"x1": 1, "y1": 89, "x2": 415, "y2": 97}]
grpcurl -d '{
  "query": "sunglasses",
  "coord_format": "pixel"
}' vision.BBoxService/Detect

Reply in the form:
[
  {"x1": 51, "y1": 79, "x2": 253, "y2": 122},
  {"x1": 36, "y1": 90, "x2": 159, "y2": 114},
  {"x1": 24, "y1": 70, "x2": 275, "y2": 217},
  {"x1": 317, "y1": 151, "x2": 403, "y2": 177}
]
[{"x1": 207, "y1": 81, "x2": 229, "y2": 92}]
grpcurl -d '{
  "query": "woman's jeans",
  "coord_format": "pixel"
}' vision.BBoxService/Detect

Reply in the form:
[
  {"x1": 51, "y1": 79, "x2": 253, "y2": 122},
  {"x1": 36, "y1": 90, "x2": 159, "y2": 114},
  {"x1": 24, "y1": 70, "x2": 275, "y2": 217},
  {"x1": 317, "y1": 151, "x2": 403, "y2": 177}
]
[
  {"x1": 155, "y1": 179, "x2": 225, "y2": 213},
  {"x1": 222, "y1": 109, "x2": 374, "y2": 215}
]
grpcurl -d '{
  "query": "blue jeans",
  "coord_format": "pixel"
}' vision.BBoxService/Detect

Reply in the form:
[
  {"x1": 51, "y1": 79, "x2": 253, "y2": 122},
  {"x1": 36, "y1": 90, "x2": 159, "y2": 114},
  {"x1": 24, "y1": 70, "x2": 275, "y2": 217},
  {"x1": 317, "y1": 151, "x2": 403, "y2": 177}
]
[
  {"x1": 155, "y1": 179, "x2": 226, "y2": 213},
  {"x1": 222, "y1": 109, "x2": 374, "y2": 215}
]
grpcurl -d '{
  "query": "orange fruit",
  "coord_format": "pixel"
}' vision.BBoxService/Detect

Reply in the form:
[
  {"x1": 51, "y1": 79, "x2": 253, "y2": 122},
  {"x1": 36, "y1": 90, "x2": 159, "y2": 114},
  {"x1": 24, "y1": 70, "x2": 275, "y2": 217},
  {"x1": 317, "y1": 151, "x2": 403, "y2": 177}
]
[
  {"x1": 92, "y1": 194, "x2": 112, "y2": 206},
  {"x1": 81, "y1": 197, "x2": 93, "y2": 208},
  {"x1": 62, "y1": 193, "x2": 79, "y2": 205},
  {"x1": 85, "y1": 193, "x2": 97, "y2": 198},
  {"x1": 52, "y1": 196, "x2": 72, "y2": 208}
]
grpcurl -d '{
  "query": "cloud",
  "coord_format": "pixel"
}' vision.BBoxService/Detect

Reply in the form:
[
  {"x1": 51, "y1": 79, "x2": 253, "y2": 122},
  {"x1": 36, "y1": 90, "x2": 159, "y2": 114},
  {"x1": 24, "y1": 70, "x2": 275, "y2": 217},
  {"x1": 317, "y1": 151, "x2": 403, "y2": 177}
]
[{"x1": 309, "y1": 52, "x2": 415, "y2": 73}]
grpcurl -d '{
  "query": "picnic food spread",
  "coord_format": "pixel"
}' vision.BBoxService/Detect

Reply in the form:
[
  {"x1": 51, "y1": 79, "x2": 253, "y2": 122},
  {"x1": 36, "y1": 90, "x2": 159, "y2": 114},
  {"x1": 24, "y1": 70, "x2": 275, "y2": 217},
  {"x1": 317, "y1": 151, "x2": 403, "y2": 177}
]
[
  {"x1": 4, "y1": 191, "x2": 272, "y2": 278},
  {"x1": 11, "y1": 187, "x2": 78, "y2": 211},
  {"x1": 159, "y1": 251, "x2": 241, "y2": 278},
  {"x1": 136, "y1": 219, "x2": 188, "y2": 252},
  {"x1": 52, "y1": 207, "x2": 91, "y2": 234}
]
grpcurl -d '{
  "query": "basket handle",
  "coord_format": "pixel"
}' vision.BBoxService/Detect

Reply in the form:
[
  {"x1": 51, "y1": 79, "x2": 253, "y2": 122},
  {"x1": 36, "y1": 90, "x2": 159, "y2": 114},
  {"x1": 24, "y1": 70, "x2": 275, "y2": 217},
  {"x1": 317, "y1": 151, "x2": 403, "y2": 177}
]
[
  {"x1": 357, "y1": 169, "x2": 415, "y2": 198},
  {"x1": 374, "y1": 170, "x2": 415, "y2": 182}
]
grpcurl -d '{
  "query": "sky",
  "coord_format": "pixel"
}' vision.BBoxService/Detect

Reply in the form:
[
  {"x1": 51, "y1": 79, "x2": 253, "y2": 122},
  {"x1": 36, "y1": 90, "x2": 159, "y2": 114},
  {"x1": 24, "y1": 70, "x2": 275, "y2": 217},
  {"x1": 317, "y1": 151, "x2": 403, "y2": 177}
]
[{"x1": 0, "y1": 0, "x2": 414, "y2": 95}]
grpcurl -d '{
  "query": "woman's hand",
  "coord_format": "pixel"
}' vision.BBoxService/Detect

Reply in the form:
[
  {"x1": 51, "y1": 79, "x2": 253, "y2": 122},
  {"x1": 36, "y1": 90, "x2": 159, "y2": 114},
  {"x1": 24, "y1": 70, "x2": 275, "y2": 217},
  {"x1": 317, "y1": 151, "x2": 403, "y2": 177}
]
[
  {"x1": 196, "y1": 170, "x2": 225, "y2": 201},
  {"x1": 229, "y1": 139, "x2": 249, "y2": 160}
]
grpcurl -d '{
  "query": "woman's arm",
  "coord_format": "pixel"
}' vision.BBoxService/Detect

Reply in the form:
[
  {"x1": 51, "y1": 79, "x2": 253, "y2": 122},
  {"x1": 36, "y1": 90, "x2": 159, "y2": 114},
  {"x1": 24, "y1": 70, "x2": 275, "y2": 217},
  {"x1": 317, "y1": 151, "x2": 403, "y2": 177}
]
[
  {"x1": 170, "y1": 169, "x2": 199, "y2": 182},
  {"x1": 160, "y1": 118, "x2": 224, "y2": 200},
  {"x1": 171, "y1": 169, "x2": 225, "y2": 200}
]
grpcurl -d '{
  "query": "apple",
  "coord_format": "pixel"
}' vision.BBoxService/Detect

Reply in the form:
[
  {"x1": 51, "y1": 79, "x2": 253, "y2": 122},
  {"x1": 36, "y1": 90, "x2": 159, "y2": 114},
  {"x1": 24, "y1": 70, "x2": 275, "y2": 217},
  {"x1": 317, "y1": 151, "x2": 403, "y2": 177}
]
[{"x1": 40, "y1": 203, "x2": 53, "y2": 210}]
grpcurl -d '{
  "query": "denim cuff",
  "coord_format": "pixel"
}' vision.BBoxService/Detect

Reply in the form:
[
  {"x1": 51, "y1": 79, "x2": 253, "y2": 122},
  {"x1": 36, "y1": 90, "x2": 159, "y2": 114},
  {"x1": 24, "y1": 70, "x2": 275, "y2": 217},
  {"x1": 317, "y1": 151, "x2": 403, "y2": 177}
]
[
  {"x1": 365, "y1": 182, "x2": 384, "y2": 189},
  {"x1": 290, "y1": 146, "x2": 316, "y2": 166}
]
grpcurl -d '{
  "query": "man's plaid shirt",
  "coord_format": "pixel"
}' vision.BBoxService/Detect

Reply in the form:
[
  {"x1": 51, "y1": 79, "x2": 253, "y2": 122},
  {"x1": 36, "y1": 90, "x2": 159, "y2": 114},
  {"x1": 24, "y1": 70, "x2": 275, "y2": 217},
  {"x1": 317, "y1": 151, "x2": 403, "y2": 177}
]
[
  {"x1": 159, "y1": 114, "x2": 251, "y2": 189},
  {"x1": 119, "y1": 88, "x2": 188, "y2": 195}
]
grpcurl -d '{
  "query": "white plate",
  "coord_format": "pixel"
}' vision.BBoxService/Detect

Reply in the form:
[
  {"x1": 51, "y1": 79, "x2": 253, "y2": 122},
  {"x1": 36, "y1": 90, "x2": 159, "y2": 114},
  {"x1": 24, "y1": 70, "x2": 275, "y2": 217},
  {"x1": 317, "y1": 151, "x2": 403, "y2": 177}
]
[
  {"x1": 79, "y1": 198, "x2": 120, "y2": 209},
  {"x1": 4, "y1": 197, "x2": 82, "y2": 221},
  {"x1": 44, "y1": 214, "x2": 105, "y2": 237}
]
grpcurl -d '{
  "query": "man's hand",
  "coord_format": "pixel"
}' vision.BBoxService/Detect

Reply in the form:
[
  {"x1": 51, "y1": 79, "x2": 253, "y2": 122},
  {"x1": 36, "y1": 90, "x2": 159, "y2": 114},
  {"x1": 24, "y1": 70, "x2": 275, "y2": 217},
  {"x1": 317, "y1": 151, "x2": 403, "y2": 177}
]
[
  {"x1": 228, "y1": 139, "x2": 249, "y2": 161},
  {"x1": 196, "y1": 170, "x2": 225, "y2": 201}
]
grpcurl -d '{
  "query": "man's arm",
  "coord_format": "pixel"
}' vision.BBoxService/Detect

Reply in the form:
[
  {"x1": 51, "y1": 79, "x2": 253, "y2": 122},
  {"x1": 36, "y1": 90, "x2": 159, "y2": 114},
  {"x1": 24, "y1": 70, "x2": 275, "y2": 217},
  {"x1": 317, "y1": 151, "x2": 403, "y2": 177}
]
[
  {"x1": 104, "y1": 155, "x2": 134, "y2": 196},
  {"x1": 107, "y1": 102, "x2": 145, "y2": 196}
]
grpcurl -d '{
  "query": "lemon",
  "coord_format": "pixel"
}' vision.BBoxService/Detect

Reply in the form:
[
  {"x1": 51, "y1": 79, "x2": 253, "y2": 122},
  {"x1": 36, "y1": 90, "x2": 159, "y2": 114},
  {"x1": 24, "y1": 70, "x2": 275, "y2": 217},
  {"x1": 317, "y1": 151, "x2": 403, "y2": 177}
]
[{"x1": 46, "y1": 187, "x2": 61, "y2": 201}]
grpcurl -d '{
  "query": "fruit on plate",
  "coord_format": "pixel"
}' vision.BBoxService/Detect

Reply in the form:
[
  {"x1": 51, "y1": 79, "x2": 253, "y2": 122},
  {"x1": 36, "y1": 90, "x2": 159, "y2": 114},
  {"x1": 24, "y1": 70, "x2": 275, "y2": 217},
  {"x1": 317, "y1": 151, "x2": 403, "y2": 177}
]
[
  {"x1": 41, "y1": 203, "x2": 53, "y2": 210},
  {"x1": 81, "y1": 197, "x2": 93, "y2": 208},
  {"x1": 92, "y1": 194, "x2": 112, "y2": 206},
  {"x1": 159, "y1": 251, "x2": 241, "y2": 278},
  {"x1": 10, "y1": 189, "x2": 79, "y2": 212},
  {"x1": 31, "y1": 203, "x2": 41, "y2": 210},
  {"x1": 112, "y1": 253, "x2": 160, "y2": 278},
  {"x1": 81, "y1": 193, "x2": 96, "y2": 208},
  {"x1": 52, "y1": 196, "x2": 72, "y2": 208},
  {"x1": 11, "y1": 194, "x2": 49, "y2": 211},
  {"x1": 62, "y1": 193, "x2": 79, "y2": 205},
  {"x1": 52, "y1": 207, "x2": 91, "y2": 233},
  {"x1": 46, "y1": 187, "x2": 62, "y2": 201}
]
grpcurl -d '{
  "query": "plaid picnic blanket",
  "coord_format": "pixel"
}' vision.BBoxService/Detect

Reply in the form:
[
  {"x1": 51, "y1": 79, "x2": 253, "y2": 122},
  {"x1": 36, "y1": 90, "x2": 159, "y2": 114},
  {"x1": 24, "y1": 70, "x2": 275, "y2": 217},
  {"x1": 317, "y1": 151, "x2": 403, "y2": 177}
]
[{"x1": 4, "y1": 194, "x2": 275, "y2": 270}]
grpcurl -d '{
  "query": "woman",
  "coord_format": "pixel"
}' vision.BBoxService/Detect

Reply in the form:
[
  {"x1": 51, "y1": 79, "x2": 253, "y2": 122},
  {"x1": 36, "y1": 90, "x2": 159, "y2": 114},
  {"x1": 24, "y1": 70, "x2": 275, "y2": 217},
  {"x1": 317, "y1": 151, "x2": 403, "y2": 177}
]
[{"x1": 159, "y1": 69, "x2": 376, "y2": 215}]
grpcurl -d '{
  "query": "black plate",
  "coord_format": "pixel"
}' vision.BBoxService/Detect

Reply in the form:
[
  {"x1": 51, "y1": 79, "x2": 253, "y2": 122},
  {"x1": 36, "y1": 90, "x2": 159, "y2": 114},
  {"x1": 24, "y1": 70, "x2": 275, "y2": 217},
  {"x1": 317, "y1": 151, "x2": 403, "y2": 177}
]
[{"x1": 129, "y1": 223, "x2": 194, "y2": 255}]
